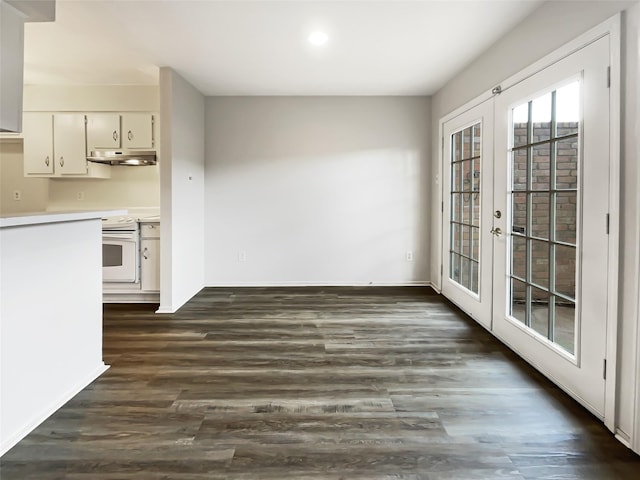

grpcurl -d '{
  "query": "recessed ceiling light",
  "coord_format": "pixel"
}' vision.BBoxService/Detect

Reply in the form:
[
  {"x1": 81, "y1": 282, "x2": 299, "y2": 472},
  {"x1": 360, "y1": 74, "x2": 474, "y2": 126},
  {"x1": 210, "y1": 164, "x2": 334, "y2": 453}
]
[{"x1": 308, "y1": 31, "x2": 329, "y2": 46}]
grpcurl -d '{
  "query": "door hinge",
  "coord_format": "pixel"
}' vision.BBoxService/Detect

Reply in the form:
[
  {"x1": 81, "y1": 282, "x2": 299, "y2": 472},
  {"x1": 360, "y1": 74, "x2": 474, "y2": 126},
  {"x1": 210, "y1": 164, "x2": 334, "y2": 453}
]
[
  {"x1": 607, "y1": 66, "x2": 611, "y2": 88},
  {"x1": 606, "y1": 213, "x2": 610, "y2": 234},
  {"x1": 441, "y1": 201, "x2": 444, "y2": 213},
  {"x1": 492, "y1": 85, "x2": 502, "y2": 95},
  {"x1": 441, "y1": 264, "x2": 443, "y2": 276},
  {"x1": 603, "y1": 359, "x2": 607, "y2": 380}
]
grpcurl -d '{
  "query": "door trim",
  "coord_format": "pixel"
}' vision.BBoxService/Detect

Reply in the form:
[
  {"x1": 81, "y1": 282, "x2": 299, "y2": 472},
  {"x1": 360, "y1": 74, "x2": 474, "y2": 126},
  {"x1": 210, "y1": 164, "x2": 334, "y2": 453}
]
[
  {"x1": 437, "y1": 13, "x2": 621, "y2": 432},
  {"x1": 631, "y1": 249, "x2": 640, "y2": 450},
  {"x1": 603, "y1": 14, "x2": 621, "y2": 436}
]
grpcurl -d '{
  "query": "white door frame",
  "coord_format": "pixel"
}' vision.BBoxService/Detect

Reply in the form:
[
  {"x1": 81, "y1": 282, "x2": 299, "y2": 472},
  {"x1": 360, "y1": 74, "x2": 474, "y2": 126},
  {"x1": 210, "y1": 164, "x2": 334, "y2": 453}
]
[
  {"x1": 634, "y1": 95, "x2": 640, "y2": 453},
  {"x1": 635, "y1": 249, "x2": 640, "y2": 452},
  {"x1": 437, "y1": 14, "x2": 620, "y2": 432}
]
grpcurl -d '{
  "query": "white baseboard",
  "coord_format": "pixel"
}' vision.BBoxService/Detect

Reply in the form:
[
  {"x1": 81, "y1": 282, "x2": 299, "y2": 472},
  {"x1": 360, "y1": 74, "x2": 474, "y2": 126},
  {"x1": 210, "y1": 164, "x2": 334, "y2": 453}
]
[
  {"x1": 103, "y1": 292, "x2": 159, "y2": 303},
  {"x1": 425, "y1": 281, "x2": 440, "y2": 293},
  {"x1": 156, "y1": 286, "x2": 205, "y2": 314},
  {"x1": 156, "y1": 306, "x2": 177, "y2": 314},
  {"x1": 615, "y1": 429, "x2": 632, "y2": 448},
  {"x1": 0, "y1": 363, "x2": 109, "y2": 457}
]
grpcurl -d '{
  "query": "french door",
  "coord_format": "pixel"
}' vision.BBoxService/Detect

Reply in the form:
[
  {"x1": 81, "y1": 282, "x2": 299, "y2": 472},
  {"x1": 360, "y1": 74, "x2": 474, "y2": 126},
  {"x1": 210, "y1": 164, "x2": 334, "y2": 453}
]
[
  {"x1": 442, "y1": 35, "x2": 612, "y2": 416},
  {"x1": 492, "y1": 36, "x2": 610, "y2": 416},
  {"x1": 442, "y1": 102, "x2": 494, "y2": 329}
]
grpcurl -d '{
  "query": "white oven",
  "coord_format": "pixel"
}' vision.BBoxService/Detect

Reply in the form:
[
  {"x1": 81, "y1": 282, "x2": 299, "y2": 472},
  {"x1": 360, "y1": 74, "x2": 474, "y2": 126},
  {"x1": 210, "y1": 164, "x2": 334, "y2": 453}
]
[{"x1": 102, "y1": 216, "x2": 139, "y2": 283}]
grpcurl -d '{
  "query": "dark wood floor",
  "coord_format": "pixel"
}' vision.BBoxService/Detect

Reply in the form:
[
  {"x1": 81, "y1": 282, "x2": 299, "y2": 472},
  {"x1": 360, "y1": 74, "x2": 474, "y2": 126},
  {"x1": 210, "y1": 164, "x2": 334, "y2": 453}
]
[{"x1": 2, "y1": 287, "x2": 639, "y2": 479}]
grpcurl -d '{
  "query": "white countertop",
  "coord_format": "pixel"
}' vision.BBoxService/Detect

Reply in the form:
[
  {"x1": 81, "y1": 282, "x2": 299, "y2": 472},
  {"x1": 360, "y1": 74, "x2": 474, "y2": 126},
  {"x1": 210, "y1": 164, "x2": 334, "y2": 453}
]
[
  {"x1": 138, "y1": 215, "x2": 160, "y2": 222},
  {"x1": 0, "y1": 210, "x2": 126, "y2": 228}
]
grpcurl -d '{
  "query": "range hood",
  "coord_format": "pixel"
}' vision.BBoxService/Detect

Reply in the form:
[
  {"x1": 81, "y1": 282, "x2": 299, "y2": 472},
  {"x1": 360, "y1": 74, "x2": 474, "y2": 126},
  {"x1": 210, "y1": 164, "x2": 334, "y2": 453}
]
[{"x1": 87, "y1": 150, "x2": 157, "y2": 166}]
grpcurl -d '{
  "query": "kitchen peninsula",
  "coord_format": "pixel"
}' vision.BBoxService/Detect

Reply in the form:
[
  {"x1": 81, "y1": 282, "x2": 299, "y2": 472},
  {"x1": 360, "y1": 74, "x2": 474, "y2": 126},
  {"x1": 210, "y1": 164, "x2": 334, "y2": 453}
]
[{"x1": 0, "y1": 209, "x2": 123, "y2": 455}]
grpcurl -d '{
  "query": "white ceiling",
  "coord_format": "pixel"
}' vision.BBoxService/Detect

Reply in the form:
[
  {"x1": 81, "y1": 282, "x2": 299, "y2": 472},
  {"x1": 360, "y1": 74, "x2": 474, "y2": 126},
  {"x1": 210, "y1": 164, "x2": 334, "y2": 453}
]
[{"x1": 23, "y1": 0, "x2": 545, "y2": 96}]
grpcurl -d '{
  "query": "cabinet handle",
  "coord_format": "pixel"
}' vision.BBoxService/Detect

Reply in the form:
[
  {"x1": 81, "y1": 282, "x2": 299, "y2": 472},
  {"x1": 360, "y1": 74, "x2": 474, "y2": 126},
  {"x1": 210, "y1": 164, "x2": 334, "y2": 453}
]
[
  {"x1": 59, "y1": 156, "x2": 64, "y2": 167},
  {"x1": 113, "y1": 130, "x2": 118, "y2": 141},
  {"x1": 128, "y1": 130, "x2": 133, "y2": 141},
  {"x1": 45, "y1": 156, "x2": 50, "y2": 167},
  {"x1": 142, "y1": 247, "x2": 149, "y2": 260}
]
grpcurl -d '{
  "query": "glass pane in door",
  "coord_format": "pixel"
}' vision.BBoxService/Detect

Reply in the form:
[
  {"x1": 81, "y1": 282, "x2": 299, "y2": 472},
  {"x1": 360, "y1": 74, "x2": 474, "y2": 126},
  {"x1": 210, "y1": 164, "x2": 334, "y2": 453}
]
[
  {"x1": 507, "y1": 81, "x2": 580, "y2": 355},
  {"x1": 449, "y1": 123, "x2": 482, "y2": 294}
]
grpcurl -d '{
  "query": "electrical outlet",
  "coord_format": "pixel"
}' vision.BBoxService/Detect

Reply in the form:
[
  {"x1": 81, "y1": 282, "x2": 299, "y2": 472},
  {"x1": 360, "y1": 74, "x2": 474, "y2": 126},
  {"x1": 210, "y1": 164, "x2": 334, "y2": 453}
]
[
  {"x1": 13, "y1": 190, "x2": 21, "y2": 201},
  {"x1": 406, "y1": 251, "x2": 414, "y2": 262},
  {"x1": 238, "y1": 251, "x2": 247, "y2": 262},
  {"x1": 76, "y1": 191, "x2": 85, "y2": 201}
]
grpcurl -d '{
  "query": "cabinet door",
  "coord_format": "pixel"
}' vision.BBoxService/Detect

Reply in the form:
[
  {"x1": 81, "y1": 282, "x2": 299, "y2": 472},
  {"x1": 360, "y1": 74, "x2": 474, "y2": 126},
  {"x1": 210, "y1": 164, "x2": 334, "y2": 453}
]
[
  {"x1": 23, "y1": 113, "x2": 54, "y2": 175},
  {"x1": 54, "y1": 114, "x2": 88, "y2": 175},
  {"x1": 141, "y1": 238, "x2": 160, "y2": 292},
  {"x1": 86, "y1": 113, "x2": 121, "y2": 151},
  {"x1": 122, "y1": 113, "x2": 153, "y2": 149},
  {"x1": 140, "y1": 222, "x2": 160, "y2": 238}
]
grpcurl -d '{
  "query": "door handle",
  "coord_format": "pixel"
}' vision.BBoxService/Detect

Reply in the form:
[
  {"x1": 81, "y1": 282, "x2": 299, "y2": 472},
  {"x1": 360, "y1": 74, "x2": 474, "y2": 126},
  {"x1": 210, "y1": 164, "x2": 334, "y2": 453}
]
[{"x1": 490, "y1": 227, "x2": 503, "y2": 237}]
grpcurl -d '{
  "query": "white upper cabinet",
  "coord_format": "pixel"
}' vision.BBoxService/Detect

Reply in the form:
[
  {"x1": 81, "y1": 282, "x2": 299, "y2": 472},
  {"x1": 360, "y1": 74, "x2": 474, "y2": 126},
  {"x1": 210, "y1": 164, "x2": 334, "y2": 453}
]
[
  {"x1": 122, "y1": 113, "x2": 154, "y2": 149},
  {"x1": 54, "y1": 114, "x2": 91, "y2": 175},
  {"x1": 23, "y1": 110, "x2": 154, "y2": 178},
  {"x1": 23, "y1": 112, "x2": 110, "y2": 178},
  {"x1": 22, "y1": 113, "x2": 53, "y2": 175},
  {"x1": 86, "y1": 113, "x2": 121, "y2": 150},
  {"x1": 86, "y1": 112, "x2": 153, "y2": 152}
]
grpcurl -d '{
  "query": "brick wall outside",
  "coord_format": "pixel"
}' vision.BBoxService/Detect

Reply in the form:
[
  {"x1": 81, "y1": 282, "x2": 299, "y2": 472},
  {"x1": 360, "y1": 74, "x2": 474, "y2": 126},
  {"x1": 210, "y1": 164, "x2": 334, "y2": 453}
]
[{"x1": 511, "y1": 122, "x2": 578, "y2": 303}]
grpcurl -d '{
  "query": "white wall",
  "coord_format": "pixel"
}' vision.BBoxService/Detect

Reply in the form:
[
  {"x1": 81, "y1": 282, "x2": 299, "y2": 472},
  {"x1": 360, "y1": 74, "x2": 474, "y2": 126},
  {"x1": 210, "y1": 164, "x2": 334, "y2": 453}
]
[
  {"x1": 0, "y1": 141, "x2": 49, "y2": 214},
  {"x1": 23, "y1": 85, "x2": 159, "y2": 112},
  {"x1": 431, "y1": 0, "x2": 640, "y2": 446},
  {"x1": 204, "y1": 96, "x2": 431, "y2": 286},
  {"x1": 158, "y1": 67, "x2": 205, "y2": 312},
  {"x1": 47, "y1": 165, "x2": 160, "y2": 211}
]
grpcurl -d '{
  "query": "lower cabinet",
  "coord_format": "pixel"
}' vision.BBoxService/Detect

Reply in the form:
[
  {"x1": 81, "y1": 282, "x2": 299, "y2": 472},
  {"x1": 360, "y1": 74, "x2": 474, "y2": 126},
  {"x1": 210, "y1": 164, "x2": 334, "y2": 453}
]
[{"x1": 140, "y1": 223, "x2": 160, "y2": 292}]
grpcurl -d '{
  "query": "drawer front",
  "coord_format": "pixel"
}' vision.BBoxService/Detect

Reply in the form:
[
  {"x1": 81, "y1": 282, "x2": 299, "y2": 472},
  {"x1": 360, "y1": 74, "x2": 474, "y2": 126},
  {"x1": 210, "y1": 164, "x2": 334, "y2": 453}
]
[{"x1": 140, "y1": 223, "x2": 160, "y2": 238}]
